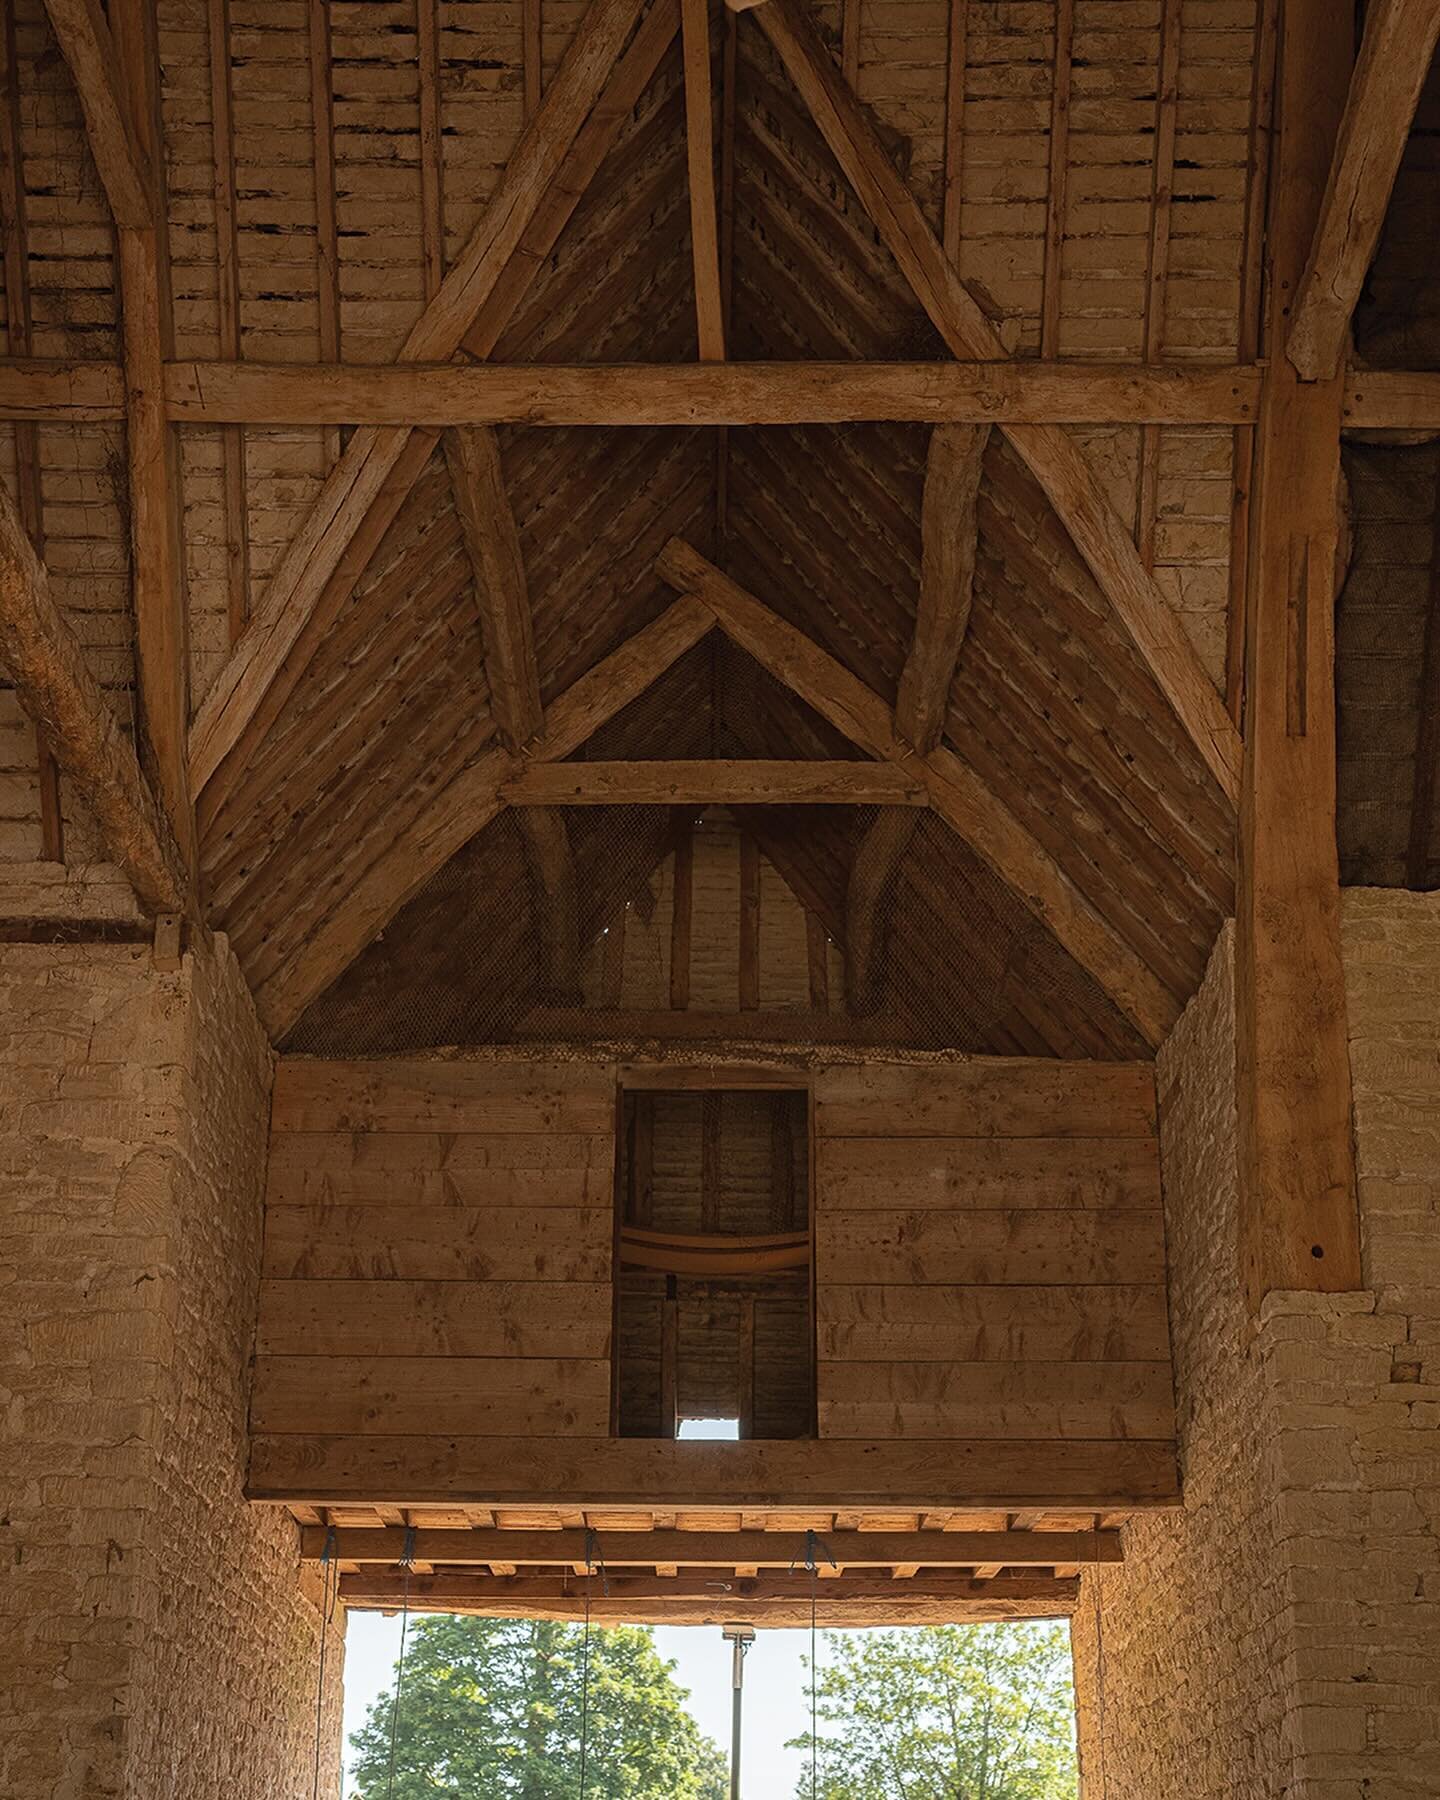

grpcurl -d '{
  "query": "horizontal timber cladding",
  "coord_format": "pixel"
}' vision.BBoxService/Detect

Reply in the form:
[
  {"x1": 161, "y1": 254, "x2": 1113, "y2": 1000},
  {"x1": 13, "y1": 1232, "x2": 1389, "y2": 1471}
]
[
  {"x1": 811, "y1": 1060, "x2": 1175, "y2": 1453},
  {"x1": 253, "y1": 1060, "x2": 618, "y2": 1450},
  {"x1": 252, "y1": 1056, "x2": 1176, "y2": 1508}
]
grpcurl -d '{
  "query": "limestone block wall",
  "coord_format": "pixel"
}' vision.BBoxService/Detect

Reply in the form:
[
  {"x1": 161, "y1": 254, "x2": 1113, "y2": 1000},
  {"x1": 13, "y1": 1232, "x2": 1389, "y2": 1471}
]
[
  {"x1": 1072, "y1": 893, "x2": 1440, "y2": 1797},
  {"x1": 0, "y1": 935, "x2": 343, "y2": 1798}
]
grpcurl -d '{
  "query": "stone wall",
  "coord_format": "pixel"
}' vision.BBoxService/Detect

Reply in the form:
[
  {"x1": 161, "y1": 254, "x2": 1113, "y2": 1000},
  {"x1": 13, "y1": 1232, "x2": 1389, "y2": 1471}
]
[
  {"x1": 1072, "y1": 892, "x2": 1440, "y2": 1797},
  {"x1": 0, "y1": 934, "x2": 344, "y2": 1798}
]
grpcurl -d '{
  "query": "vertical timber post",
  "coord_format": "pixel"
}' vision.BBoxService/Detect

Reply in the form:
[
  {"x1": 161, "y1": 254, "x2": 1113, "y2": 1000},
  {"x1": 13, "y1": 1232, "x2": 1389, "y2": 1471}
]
[{"x1": 1236, "y1": 0, "x2": 1362, "y2": 1305}]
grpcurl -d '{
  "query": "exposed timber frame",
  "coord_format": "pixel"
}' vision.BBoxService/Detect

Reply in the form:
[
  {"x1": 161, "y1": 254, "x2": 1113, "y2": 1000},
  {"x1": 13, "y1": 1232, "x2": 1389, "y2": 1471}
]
[
  {"x1": 0, "y1": 477, "x2": 187, "y2": 914},
  {"x1": 1236, "y1": 0, "x2": 1362, "y2": 1303},
  {"x1": 753, "y1": 0, "x2": 1242, "y2": 806},
  {"x1": 187, "y1": 0, "x2": 680, "y2": 803},
  {"x1": 1286, "y1": 0, "x2": 1440, "y2": 382},
  {"x1": 657, "y1": 537, "x2": 1180, "y2": 1047}
]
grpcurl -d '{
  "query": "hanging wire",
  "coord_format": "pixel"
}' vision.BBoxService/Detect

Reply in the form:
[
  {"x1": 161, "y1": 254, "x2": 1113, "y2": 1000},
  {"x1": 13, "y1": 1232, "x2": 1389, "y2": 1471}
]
[
  {"x1": 310, "y1": 1525, "x2": 339, "y2": 1800},
  {"x1": 383, "y1": 1524, "x2": 419, "y2": 1800},
  {"x1": 798, "y1": 1530, "x2": 835, "y2": 1800},
  {"x1": 578, "y1": 1527, "x2": 602, "y2": 1800}
]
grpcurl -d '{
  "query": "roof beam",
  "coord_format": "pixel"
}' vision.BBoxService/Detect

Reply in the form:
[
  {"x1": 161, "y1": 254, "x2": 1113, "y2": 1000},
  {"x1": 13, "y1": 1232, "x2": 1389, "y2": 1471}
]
[
  {"x1": 1341, "y1": 368, "x2": 1440, "y2": 430},
  {"x1": 896, "y1": 423, "x2": 988, "y2": 752},
  {"x1": 187, "y1": 0, "x2": 668, "y2": 800},
  {"x1": 0, "y1": 358, "x2": 125, "y2": 420},
  {"x1": 0, "y1": 476, "x2": 186, "y2": 914},
  {"x1": 40, "y1": 0, "x2": 155, "y2": 225},
  {"x1": 162, "y1": 359, "x2": 1263, "y2": 427},
  {"x1": 754, "y1": 0, "x2": 1241, "y2": 806},
  {"x1": 657, "y1": 539, "x2": 1179, "y2": 1045},
  {"x1": 252, "y1": 595, "x2": 714, "y2": 1038},
  {"x1": 445, "y1": 427, "x2": 543, "y2": 751},
  {"x1": 338, "y1": 1569, "x2": 1079, "y2": 1626},
  {"x1": 501, "y1": 760, "x2": 926, "y2": 806},
  {"x1": 1287, "y1": 0, "x2": 1440, "y2": 382},
  {"x1": 681, "y1": 0, "x2": 725, "y2": 358},
  {"x1": 846, "y1": 807, "x2": 921, "y2": 1013},
  {"x1": 304, "y1": 1525, "x2": 1120, "y2": 1567}
]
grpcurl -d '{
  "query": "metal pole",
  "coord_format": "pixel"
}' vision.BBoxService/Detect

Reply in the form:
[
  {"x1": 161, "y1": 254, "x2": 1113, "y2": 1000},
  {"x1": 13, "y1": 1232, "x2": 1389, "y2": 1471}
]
[{"x1": 722, "y1": 1623, "x2": 755, "y2": 1800}]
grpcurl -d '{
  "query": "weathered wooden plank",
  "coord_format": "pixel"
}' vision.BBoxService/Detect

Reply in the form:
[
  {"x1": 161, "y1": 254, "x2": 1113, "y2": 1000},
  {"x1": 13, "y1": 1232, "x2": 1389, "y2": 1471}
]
[
  {"x1": 817, "y1": 1361, "x2": 1175, "y2": 1440},
  {"x1": 818, "y1": 1284, "x2": 1170, "y2": 1363},
  {"x1": 257, "y1": 1281, "x2": 613, "y2": 1357},
  {"x1": 164, "y1": 359, "x2": 1264, "y2": 426},
  {"x1": 0, "y1": 358, "x2": 125, "y2": 419},
  {"x1": 264, "y1": 1161, "x2": 614, "y2": 1211},
  {"x1": 817, "y1": 1210, "x2": 1166, "y2": 1286},
  {"x1": 267, "y1": 1128, "x2": 614, "y2": 1173},
  {"x1": 1287, "y1": 0, "x2": 1440, "y2": 381},
  {"x1": 252, "y1": 1355, "x2": 612, "y2": 1436},
  {"x1": 302, "y1": 1525, "x2": 1122, "y2": 1566},
  {"x1": 271, "y1": 1060, "x2": 615, "y2": 1134},
  {"x1": 815, "y1": 1136, "x2": 1161, "y2": 1210},
  {"x1": 502, "y1": 760, "x2": 926, "y2": 806},
  {"x1": 261, "y1": 1205, "x2": 613, "y2": 1282},
  {"x1": 248, "y1": 1434, "x2": 1182, "y2": 1507},
  {"x1": 812, "y1": 1060, "x2": 1157, "y2": 1139}
]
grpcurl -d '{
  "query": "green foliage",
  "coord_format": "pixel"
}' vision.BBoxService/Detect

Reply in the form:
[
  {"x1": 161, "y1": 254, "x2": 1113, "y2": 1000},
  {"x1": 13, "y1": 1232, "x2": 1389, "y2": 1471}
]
[
  {"x1": 349, "y1": 1616, "x2": 728, "y2": 1799},
  {"x1": 787, "y1": 1623, "x2": 1079, "y2": 1800}
]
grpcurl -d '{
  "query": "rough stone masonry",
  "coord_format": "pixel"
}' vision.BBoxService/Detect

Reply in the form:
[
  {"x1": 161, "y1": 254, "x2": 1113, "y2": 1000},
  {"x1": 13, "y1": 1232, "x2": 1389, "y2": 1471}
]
[
  {"x1": 0, "y1": 932, "x2": 342, "y2": 1798},
  {"x1": 1073, "y1": 891, "x2": 1440, "y2": 1798}
]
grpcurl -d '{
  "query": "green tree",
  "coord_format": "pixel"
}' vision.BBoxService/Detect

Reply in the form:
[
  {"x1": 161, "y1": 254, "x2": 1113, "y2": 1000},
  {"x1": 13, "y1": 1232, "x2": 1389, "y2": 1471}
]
[
  {"x1": 788, "y1": 1623, "x2": 1079, "y2": 1800},
  {"x1": 349, "y1": 1615, "x2": 728, "y2": 1799}
]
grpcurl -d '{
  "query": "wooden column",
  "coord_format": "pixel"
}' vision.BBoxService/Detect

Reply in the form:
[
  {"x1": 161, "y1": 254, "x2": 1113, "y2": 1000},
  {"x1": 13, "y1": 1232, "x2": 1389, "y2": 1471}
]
[{"x1": 1236, "y1": 0, "x2": 1361, "y2": 1305}]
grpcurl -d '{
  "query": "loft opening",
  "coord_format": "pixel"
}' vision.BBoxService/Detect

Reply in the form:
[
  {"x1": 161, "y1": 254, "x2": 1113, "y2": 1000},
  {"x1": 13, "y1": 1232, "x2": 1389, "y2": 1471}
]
[{"x1": 612, "y1": 1084, "x2": 813, "y2": 1440}]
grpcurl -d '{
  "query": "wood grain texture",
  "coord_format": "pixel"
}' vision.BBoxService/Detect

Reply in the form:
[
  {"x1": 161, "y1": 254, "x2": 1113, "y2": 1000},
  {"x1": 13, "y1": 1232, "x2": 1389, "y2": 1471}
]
[
  {"x1": 271, "y1": 1060, "x2": 615, "y2": 1134},
  {"x1": 812, "y1": 1060, "x2": 1156, "y2": 1139},
  {"x1": 896, "y1": 424, "x2": 987, "y2": 753},
  {"x1": 1238, "y1": 0, "x2": 1362, "y2": 1302},
  {"x1": 818, "y1": 1284, "x2": 1170, "y2": 1363},
  {"x1": 257, "y1": 1281, "x2": 613, "y2": 1357},
  {"x1": 502, "y1": 760, "x2": 925, "y2": 806},
  {"x1": 248, "y1": 1433, "x2": 1182, "y2": 1507},
  {"x1": 818, "y1": 1360, "x2": 1174, "y2": 1440},
  {"x1": 817, "y1": 1209, "x2": 1166, "y2": 1286},
  {"x1": 163, "y1": 359, "x2": 1263, "y2": 426},
  {"x1": 39, "y1": 0, "x2": 155, "y2": 224},
  {"x1": 252, "y1": 1355, "x2": 612, "y2": 1436},
  {"x1": 815, "y1": 1135, "x2": 1160, "y2": 1209}
]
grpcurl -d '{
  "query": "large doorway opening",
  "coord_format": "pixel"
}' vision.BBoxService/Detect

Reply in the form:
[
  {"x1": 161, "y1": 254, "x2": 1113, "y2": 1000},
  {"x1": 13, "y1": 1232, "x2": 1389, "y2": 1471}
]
[{"x1": 338, "y1": 1610, "x2": 1082, "y2": 1796}]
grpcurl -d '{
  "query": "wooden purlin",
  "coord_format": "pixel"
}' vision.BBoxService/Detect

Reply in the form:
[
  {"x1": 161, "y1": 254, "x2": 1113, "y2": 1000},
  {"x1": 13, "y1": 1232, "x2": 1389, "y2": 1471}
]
[
  {"x1": 681, "y1": 0, "x2": 725, "y2": 358},
  {"x1": 38, "y1": 0, "x2": 155, "y2": 226},
  {"x1": 753, "y1": 0, "x2": 1242, "y2": 808}
]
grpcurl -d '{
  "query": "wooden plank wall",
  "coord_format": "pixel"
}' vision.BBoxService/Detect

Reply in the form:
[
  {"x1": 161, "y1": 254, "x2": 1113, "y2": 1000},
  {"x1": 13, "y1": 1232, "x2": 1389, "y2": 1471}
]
[
  {"x1": 813, "y1": 1061, "x2": 1174, "y2": 1447},
  {"x1": 253, "y1": 1061, "x2": 617, "y2": 1442},
  {"x1": 252, "y1": 1055, "x2": 1175, "y2": 1497}
]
